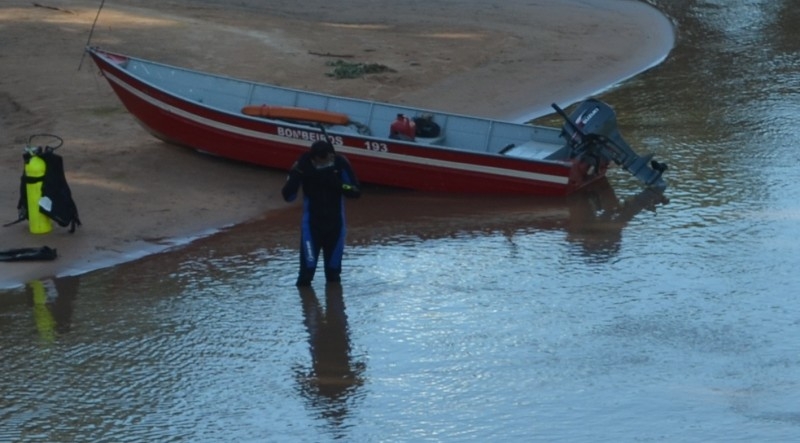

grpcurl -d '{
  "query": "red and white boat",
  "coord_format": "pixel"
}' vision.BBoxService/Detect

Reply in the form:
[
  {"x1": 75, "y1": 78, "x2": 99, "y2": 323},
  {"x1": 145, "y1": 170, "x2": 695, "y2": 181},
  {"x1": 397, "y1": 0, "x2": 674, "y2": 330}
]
[{"x1": 87, "y1": 47, "x2": 666, "y2": 197}]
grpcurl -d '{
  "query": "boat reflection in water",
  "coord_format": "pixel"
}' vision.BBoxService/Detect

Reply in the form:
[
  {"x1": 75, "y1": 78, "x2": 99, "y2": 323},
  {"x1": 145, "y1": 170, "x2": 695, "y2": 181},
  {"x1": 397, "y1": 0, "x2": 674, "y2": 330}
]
[
  {"x1": 294, "y1": 284, "x2": 366, "y2": 429},
  {"x1": 342, "y1": 178, "x2": 668, "y2": 260}
]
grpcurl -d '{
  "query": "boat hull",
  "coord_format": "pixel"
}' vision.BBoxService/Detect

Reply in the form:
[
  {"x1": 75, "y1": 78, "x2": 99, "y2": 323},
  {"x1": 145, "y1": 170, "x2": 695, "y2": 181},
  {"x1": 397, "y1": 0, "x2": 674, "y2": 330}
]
[{"x1": 89, "y1": 49, "x2": 604, "y2": 196}]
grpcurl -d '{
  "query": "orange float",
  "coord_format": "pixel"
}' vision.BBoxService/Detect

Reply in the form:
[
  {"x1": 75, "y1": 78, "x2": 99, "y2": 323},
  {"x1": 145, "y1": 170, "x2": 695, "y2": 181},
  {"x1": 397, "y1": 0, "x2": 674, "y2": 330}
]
[{"x1": 242, "y1": 105, "x2": 349, "y2": 126}]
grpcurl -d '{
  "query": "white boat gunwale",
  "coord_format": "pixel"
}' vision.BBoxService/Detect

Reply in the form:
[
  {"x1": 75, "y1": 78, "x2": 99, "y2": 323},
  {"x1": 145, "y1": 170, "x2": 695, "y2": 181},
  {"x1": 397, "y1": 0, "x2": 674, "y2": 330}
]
[{"x1": 108, "y1": 51, "x2": 571, "y2": 164}]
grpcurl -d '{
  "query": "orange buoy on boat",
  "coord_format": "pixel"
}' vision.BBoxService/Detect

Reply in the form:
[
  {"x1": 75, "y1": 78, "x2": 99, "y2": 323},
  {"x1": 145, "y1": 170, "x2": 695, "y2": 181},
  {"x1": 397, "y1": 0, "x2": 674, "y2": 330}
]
[{"x1": 242, "y1": 105, "x2": 349, "y2": 125}]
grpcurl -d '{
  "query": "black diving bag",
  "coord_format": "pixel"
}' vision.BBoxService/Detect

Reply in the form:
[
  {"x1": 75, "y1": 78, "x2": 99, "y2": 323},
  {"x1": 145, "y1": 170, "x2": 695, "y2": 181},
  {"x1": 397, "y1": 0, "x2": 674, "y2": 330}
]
[{"x1": 14, "y1": 148, "x2": 82, "y2": 233}]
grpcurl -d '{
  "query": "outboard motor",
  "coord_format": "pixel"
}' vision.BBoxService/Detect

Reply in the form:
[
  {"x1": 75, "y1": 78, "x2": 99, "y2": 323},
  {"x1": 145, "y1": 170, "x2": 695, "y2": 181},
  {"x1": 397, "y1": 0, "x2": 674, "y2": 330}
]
[{"x1": 553, "y1": 98, "x2": 667, "y2": 189}]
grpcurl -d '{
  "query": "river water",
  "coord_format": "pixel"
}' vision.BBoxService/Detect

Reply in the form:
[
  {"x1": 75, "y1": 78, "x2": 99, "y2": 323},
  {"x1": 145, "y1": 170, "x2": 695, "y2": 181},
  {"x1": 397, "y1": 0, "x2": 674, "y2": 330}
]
[{"x1": 2, "y1": 1, "x2": 799, "y2": 441}]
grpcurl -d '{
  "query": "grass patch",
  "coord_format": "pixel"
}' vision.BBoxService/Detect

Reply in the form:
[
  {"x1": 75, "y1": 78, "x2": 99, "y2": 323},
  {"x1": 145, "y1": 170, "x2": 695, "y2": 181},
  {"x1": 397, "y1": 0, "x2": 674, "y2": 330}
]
[{"x1": 325, "y1": 60, "x2": 396, "y2": 79}]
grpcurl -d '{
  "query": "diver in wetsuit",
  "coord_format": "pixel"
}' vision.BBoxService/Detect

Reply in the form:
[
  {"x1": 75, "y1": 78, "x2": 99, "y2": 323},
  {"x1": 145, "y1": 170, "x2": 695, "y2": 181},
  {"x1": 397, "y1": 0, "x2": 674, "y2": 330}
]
[{"x1": 282, "y1": 140, "x2": 361, "y2": 287}]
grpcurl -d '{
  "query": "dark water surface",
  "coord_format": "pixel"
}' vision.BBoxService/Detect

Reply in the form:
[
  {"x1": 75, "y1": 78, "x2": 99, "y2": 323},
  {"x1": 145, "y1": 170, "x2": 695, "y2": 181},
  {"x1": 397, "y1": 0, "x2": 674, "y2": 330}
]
[{"x1": 2, "y1": 1, "x2": 800, "y2": 441}]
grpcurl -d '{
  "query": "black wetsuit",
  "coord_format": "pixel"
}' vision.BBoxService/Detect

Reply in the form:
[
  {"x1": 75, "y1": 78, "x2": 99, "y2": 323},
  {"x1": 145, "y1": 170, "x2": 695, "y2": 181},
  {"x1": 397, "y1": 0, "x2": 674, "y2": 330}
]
[{"x1": 282, "y1": 152, "x2": 361, "y2": 285}]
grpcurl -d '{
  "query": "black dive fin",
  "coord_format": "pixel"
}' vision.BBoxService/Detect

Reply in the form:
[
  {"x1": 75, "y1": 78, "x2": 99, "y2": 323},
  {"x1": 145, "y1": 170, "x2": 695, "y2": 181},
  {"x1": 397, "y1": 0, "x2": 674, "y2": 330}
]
[{"x1": 0, "y1": 246, "x2": 58, "y2": 262}]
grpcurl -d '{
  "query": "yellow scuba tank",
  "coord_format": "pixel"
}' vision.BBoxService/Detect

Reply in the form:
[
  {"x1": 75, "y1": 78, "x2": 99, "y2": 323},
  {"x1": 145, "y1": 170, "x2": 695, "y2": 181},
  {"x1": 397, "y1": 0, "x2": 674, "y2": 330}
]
[{"x1": 24, "y1": 154, "x2": 52, "y2": 234}]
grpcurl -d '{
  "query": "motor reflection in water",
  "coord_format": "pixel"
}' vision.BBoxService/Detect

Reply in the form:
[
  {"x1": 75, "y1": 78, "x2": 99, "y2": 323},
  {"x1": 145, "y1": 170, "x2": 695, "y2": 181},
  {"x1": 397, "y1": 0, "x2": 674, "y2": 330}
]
[
  {"x1": 294, "y1": 283, "x2": 365, "y2": 427},
  {"x1": 564, "y1": 181, "x2": 669, "y2": 258}
]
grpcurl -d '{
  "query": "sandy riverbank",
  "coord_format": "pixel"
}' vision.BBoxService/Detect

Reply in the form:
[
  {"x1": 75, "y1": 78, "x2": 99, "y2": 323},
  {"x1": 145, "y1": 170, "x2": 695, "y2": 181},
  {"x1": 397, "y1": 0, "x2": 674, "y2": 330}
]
[{"x1": 0, "y1": 0, "x2": 673, "y2": 289}]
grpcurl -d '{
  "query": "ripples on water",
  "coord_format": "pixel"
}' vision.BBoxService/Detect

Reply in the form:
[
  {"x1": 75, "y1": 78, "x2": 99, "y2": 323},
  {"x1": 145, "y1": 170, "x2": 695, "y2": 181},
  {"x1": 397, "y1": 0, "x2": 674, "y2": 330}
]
[{"x1": 3, "y1": 0, "x2": 800, "y2": 441}]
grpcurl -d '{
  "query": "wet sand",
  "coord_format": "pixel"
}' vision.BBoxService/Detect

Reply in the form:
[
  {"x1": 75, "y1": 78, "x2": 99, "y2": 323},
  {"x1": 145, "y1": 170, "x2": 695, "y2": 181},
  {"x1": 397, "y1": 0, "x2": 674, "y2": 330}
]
[{"x1": 0, "y1": 0, "x2": 674, "y2": 289}]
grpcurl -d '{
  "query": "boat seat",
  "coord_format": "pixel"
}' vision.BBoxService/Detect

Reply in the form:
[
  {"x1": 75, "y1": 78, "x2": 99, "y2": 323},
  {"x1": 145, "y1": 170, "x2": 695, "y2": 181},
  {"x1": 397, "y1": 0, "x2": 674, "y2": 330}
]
[{"x1": 499, "y1": 140, "x2": 560, "y2": 160}]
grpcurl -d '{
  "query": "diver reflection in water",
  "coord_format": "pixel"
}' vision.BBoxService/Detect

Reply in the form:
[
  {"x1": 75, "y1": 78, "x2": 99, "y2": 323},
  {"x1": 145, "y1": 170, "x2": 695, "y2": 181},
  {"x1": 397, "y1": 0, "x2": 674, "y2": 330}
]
[
  {"x1": 295, "y1": 284, "x2": 365, "y2": 428},
  {"x1": 26, "y1": 275, "x2": 79, "y2": 341}
]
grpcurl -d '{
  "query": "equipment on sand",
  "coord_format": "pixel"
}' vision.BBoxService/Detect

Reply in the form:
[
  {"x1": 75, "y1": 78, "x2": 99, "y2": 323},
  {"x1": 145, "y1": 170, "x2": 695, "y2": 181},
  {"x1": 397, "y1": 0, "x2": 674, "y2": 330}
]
[
  {"x1": 4, "y1": 134, "x2": 81, "y2": 234},
  {"x1": 0, "y1": 246, "x2": 57, "y2": 262}
]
